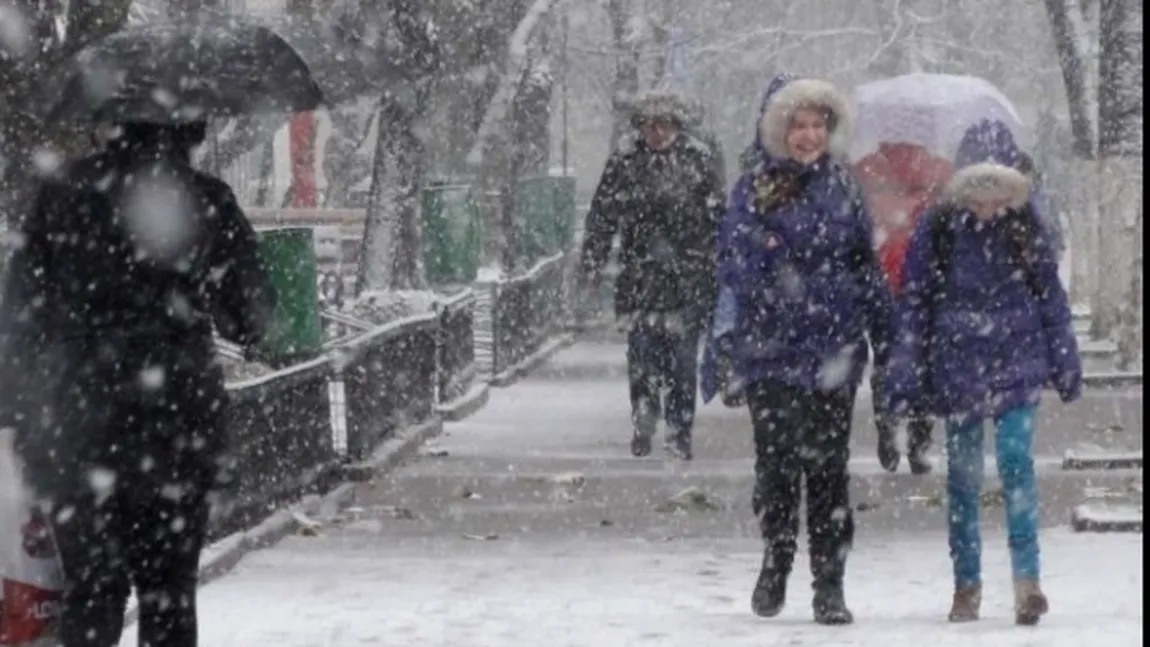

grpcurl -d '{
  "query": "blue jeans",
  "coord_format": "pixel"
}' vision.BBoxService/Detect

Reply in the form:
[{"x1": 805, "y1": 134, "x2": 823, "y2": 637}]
[{"x1": 946, "y1": 405, "x2": 1040, "y2": 588}]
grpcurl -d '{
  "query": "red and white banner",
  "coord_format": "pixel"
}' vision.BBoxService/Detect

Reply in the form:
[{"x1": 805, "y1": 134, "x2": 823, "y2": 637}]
[{"x1": 1, "y1": 431, "x2": 63, "y2": 646}]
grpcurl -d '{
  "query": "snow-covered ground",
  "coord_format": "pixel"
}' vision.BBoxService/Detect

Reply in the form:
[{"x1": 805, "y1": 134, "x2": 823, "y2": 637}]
[
  {"x1": 112, "y1": 340, "x2": 1141, "y2": 647},
  {"x1": 120, "y1": 531, "x2": 1141, "y2": 647}
]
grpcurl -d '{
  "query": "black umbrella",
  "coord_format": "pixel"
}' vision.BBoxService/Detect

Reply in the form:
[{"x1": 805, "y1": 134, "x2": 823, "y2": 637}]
[{"x1": 45, "y1": 18, "x2": 324, "y2": 124}]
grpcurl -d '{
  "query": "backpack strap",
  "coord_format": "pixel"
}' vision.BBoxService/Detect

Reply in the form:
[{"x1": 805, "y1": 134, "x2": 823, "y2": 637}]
[
  {"x1": 832, "y1": 163, "x2": 874, "y2": 276},
  {"x1": 928, "y1": 202, "x2": 1043, "y2": 302},
  {"x1": 928, "y1": 205, "x2": 955, "y2": 304},
  {"x1": 1002, "y1": 204, "x2": 1044, "y2": 299}
]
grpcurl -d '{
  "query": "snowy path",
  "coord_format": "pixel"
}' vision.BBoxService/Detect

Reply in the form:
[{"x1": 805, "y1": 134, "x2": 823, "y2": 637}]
[
  {"x1": 121, "y1": 342, "x2": 1142, "y2": 646},
  {"x1": 123, "y1": 532, "x2": 1141, "y2": 646}
]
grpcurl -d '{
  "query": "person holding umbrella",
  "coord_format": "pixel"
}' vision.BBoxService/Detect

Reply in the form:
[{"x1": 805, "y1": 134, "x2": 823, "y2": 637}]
[
  {"x1": 853, "y1": 142, "x2": 955, "y2": 474},
  {"x1": 0, "y1": 19, "x2": 321, "y2": 647}
]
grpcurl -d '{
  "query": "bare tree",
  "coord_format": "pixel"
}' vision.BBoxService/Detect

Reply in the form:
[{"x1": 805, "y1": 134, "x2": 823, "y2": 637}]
[
  {"x1": 321, "y1": 105, "x2": 376, "y2": 207},
  {"x1": 355, "y1": 0, "x2": 439, "y2": 293},
  {"x1": 1043, "y1": 0, "x2": 1102, "y2": 311},
  {"x1": 0, "y1": 1, "x2": 135, "y2": 226},
  {"x1": 1096, "y1": 0, "x2": 1142, "y2": 349},
  {"x1": 606, "y1": 0, "x2": 641, "y2": 151}
]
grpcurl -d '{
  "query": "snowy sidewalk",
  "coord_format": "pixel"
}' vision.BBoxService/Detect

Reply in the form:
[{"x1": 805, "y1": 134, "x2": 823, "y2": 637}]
[
  {"x1": 120, "y1": 341, "x2": 1143, "y2": 646},
  {"x1": 123, "y1": 531, "x2": 1142, "y2": 646}
]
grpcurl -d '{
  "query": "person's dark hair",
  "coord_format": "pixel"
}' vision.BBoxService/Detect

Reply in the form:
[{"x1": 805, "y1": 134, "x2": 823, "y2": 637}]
[
  {"x1": 107, "y1": 121, "x2": 208, "y2": 160},
  {"x1": 1015, "y1": 151, "x2": 1035, "y2": 177}
]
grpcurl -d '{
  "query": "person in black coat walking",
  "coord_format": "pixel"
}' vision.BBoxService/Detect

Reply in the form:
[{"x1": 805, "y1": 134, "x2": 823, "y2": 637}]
[
  {"x1": 579, "y1": 90, "x2": 726, "y2": 461},
  {"x1": 0, "y1": 121, "x2": 275, "y2": 647}
]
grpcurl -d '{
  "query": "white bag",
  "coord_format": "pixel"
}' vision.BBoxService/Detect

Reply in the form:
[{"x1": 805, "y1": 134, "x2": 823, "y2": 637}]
[{"x1": 0, "y1": 429, "x2": 63, "y2": 646}]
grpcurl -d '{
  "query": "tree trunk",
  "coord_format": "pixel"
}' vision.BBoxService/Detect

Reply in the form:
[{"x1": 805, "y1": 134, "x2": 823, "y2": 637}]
[
  {"x1": 648, "y1": 0, "x2": 672, "y2": 87},
  {"x1": 1043, "y1": 0, "x2": 1100, "y2": 309},
  {"x1": 607, "y1": 0, "x2": 641, "y2": 152},
  {"x1": 462, "y1": 0, "x2": 556, "y2": 274},
  {"x1": 355, "y1": 93, "x2": 428, "y2": 293},
  {"x1": 321, "y1": 105, "x2": 376, "y2": 208},
  {"x1": 0, "y1": 0, "x2": 133, "y2": 228},
  {"x1": 254, "y1": 140, "x2": 276, "y2": 207},
  {"x1": 1117, "y1": 202, "x2": 1142, "y2": 370},
  {"x1": 1094, "y1": 0, "x2": 1142, "y2": 340},
  {"x1": 511, "y1": 31, "x2": 555, "y2": 177}
]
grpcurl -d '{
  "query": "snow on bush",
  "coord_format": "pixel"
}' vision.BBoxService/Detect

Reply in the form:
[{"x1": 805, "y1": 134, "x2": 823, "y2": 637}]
[{"x1": 341, "y1": 289, "x2": 440, "y2": 325}]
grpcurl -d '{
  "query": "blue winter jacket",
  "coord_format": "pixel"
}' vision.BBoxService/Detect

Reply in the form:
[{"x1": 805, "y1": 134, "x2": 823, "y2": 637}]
[
  {"x1": 886, "y1": 121, "x2": 1083, "y2": 421},
  {"x1": 700, "y1": 74, "x2": 892, "y2": 401}
]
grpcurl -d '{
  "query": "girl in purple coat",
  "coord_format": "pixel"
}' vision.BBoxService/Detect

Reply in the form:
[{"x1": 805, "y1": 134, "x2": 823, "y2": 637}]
[
  {"x1": 713, "y1": 73, "x2": 892, "y2": 626},
  {"x1": 887, "y1": 119, "x2": 1082, "y2": 626}
]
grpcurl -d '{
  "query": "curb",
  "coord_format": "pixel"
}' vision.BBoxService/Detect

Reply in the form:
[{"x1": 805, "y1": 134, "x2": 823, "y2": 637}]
[
  {"x1": 343, "y1": 417, "x2": 446, "y2": 482},
  {"x1": 437, "y1": 383, "x2": 491, "y2": 422},
  {"x1": 1062, "y1": 451, "x2": 1143, "y2": 471},
  {"x1": 122, "y1": 417, "x2": 447, "y2": 628},
  {"x1": 1071, "y1": 503, "x2": 1143, "y2": 533},
  {"x1": 490, "y1": 333, "x2": 576, "y2": 387},
  {"x1": 1082, "y1": 372, "x2": 1143, "y2": 389}
]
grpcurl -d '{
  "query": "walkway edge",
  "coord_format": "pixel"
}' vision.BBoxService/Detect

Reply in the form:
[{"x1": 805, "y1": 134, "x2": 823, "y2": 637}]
[
  {"x1": 491, "y1": 333, "x2": 576, "y2": 387},
  {"x1": 123, "y1": 417, "x2": 447, "y2": 628},
  {"x1": 437, "y1": 383, "x2": 492, "y2": 422}
]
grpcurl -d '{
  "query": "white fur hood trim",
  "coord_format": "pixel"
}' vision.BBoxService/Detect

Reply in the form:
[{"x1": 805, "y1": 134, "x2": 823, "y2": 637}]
[
  {"x1": 943, "y1": 162, "x2": 1032, "y2": 210},
  {"x1": 759, "y1": 78, "x2": 852, "y2": 160}
]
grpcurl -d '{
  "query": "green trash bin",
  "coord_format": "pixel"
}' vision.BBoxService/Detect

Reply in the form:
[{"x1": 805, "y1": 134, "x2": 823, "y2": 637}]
[
  {"x1": 512, "y1": 176, "x2": 548, "y2": 265},
  {"x1": 423, "y1": 183, "x2": 482, "y2": 285},
  {"x1": 255, "y1": 227, "x2": 323, "y2": 366},
  {"x1": 515, "y1": 175, "x2": 577, "y2": 262},
  {"x1": 550, "y1": 175, "x2": 576, "y2": 252}
]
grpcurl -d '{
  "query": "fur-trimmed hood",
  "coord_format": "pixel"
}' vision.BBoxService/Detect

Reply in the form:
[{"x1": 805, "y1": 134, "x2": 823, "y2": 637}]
[
  {"x1": 945, "y1": 119, "x2": 1032, "y2": 210},
  {"x1": 942, "y1": 162, "x2": 1032, "y2": 211},
  {"x1": 755, "y1": 73, "x2": 852, "y2": 162}
]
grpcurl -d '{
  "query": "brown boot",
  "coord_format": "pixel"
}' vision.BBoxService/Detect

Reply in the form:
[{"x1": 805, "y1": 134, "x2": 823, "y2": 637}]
[
  {"x1": 947, "y1": 584, "x2": 982, "y2": 622},
  {"x1": 1014, "y1": 579, "x2": 1049, "y2": 626}
]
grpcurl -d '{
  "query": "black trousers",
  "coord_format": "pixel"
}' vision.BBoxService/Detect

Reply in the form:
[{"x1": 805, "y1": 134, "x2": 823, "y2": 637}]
[
  {"x1": 876, "y1": 410, "x2": 934, "y2": 452},
  {"x1": 49, "y1": 483, "x2": 209, "y2": 647},
  {"x1": 747, "y1": 379, "x2": 855, "y2": 588},
  {"x1": 626, "y1": 313, "x2": 700, "y2": 440}
]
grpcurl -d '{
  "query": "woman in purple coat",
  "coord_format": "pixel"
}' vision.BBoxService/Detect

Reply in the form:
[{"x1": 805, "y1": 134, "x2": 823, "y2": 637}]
[
  {"x1": 887, "y1": 119, "x2": 1082, "y2": 626},
  {"x1": 713, "y1": 73, "x2": 892, "y2": 625}
]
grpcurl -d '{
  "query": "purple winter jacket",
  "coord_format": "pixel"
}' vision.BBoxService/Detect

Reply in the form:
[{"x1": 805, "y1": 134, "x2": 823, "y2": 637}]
[{"x1": 886, "y1": 122, "x2": 1083, "y2": 421}]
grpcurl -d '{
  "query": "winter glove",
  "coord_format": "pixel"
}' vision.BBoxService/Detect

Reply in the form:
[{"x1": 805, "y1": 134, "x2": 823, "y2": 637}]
[
  {"x1": 870, "y1": 368, "x2": 888, "y2": 418},
  {"x1": 1052, "y1": 369, "x2": 1083, "y2": 404},
  {"x1": 751, "y1": 169, "x2": 807, "y2": 216},
  {"x1": 880, "y1": 354, "x2": 918, "y2": 418},
  {"x1": 714, "y1": 334, "x2": 746, "y2": 409}
]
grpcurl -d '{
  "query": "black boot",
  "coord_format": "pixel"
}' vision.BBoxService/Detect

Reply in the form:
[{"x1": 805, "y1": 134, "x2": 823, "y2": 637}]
[
  {"x1": 877, "y1": 430, "x2": 900, "y2": 473},
  {"x1": 631, "y1": 404, "x2": 657, "y2": 458},
  {"x1": 750, "y1": 550, "x2": 790, "y2": 617},
  {"x1": 875, "y1": 411, "x2": 900, "y2": 473},
  {"x1": 630, "y1": 432, "x2": 652, "y2": 457},
  {"x1": 664, "y1": 431, "x2": 692, "y2": 461},
  {"x1": 907, "y1": 444, "x2": 932, "y2": 475},
  {"x1": 812, "y1": 583, "x2": 854, "y2": 625},
  {"x1": 906, "y1": 417, "x2": 933, "y2": 475}
]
